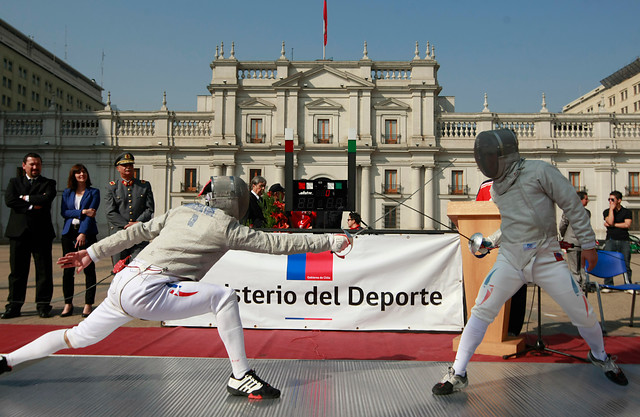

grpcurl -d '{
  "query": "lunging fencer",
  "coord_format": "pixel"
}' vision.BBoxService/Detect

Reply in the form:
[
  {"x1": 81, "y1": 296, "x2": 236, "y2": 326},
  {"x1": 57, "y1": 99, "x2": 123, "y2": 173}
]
[
  {"x1": 0, "y1": 176, "x2": 350, "y2": 400},
  {"x1": 432, "y1": 129, "x2": 628, "y2": 395}
]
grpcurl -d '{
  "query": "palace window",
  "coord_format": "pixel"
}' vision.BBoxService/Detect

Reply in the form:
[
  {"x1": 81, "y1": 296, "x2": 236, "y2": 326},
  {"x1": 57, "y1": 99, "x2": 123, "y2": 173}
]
[
  {"x1": 249, "y1": 168, "x2": 262, "y2": 179},
  {"x1": 249, "y1": 118, "x2": 264, "y2": 143},
  {"x1": 629, "y1": 172, "x2": 640, "y2": 196},
  {"x1": 450, "y1": 170, "x2": 466, "y2": 195},
  {"x1": 621, "y1": 106, "x2": 629, "y2": 114},
  {"x1": 608, "y1": 95, "x2": 616, "y2": 107},
  {"x1": 630, "y1": 209, "x2": 640, "y2": 231},
  {"x1": 634, "y1": 83, "x2": 640, "y2": 95},
  {"x1": 184, "y1": 168, "x2": 198, "y2": 192},
  {"x1": 384, "y1": 169, "x2": 399, "y2": 194},
  {"x1": 383, "y1": 205, "x2": 399, "y2": 229},
  {"x1": 621, "y1": 89, "x2": 628, "y2": 101},
  {"x1": 569, "y1": 172, "x2": 581, "y2": 191},
  {"x1": 384, "y1": 119, "x2": 399, "y2": 144},
  {"x1": 316, "y1": 119, "x2": 331, "y2": 143},
  {"x1": 133, "y1": 168, "x2": 140, "y2": 179}
]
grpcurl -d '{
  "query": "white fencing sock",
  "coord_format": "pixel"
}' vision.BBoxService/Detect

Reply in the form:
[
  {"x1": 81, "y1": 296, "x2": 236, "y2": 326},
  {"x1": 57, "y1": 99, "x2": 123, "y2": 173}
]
[
  {"x1": 578, "y1": 322, "x2": 607, "y2": 361},
  {"x1": 452, "y1": 315, "x2": 490, "y2": 376},
  {"x1": 5, "y1": 329, "x2": 68, "y2": 367},
  {"x1": 215, "y1": 299, "x2": 250, "y2": 379}
]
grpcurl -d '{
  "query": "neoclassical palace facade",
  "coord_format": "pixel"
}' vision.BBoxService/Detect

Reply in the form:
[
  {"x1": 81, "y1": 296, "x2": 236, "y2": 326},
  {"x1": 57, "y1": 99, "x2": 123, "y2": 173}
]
[{"x1": 1, "y1": 41, "x2": 640, "y2": 240}]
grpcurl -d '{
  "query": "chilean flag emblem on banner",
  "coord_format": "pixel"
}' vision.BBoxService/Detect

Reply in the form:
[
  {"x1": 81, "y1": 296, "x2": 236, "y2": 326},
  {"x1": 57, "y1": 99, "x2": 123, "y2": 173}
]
[{"x1": 286, "y1": 251, "x2": 334, "y2": 281}]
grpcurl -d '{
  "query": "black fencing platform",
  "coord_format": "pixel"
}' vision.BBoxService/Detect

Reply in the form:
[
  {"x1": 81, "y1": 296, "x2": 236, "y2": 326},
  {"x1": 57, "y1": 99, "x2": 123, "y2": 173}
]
[{"x1": 0, "y1": 356, "x2": 637, "y2": 417}]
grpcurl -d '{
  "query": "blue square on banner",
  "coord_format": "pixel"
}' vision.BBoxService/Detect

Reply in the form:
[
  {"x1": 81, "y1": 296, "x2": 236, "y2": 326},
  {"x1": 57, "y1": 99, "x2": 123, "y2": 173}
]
[{"x1": 286, "y1": 253, "x2": 306, "y2": 280}]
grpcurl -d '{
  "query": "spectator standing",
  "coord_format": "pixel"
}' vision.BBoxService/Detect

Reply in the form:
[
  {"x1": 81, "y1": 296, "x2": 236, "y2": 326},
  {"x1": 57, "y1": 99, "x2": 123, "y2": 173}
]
[
  {"x1": 268, "y1": 183, "x2": 285, "y2": 202},
  {"x1": 60, "y1": 164, "x2": 100, "y2": 318},
  {"x1": 475, "y1": 179, "x2": 493, "y2": 201},
  {"x1": 2, "y1": 152, "x2": 57, "y2": 319},
  {"x1": 243, "y1": 176, "x2": 266, "y2": 228},
  {"x1": 603, "y1": 191, "x2": 632, "y2": 286},
  {"x1": 559, "y1": 191, "x2": 590, "y2": 286},
  {"x1": 347, "y1": 212, "x2": 363, "y2": 232},
  {"x1": 105, "y1": 152, "x2": 154, "y2": 265}
]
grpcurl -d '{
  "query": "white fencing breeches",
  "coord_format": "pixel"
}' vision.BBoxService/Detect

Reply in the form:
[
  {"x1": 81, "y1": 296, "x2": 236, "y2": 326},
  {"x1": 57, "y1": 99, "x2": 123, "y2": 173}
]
[
  {"x1": 471, "y1": 249, "x2": 597, "y2": 328},
  {"x1": 7, "y1": 261, "x2": 250, "y2": 378}
]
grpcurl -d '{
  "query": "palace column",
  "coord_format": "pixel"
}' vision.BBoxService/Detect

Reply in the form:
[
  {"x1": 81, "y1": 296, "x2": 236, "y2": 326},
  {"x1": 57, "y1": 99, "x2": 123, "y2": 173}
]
[
  {"x1": 410, "y1": 165, "x2": 423, "y2": 229},
  {"x1": 360, "y1": 165, "x2": 371, "y2": 225},
  {"x1": 423, "y1": 165, "x2": 434, "y2": 229}
]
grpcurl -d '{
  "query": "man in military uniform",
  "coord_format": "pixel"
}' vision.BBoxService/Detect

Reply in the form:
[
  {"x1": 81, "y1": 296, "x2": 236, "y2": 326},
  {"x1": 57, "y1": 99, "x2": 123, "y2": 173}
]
[{"x1": 105, "y1": 152, "x2": 154, "y2": 265}]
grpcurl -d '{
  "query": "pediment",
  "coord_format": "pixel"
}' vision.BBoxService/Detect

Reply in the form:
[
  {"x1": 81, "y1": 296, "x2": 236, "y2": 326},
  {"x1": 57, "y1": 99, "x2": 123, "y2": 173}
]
[
  {"x1": 274, "y1": 65, "x2": 374, "y2": 89},
  {"x1": 306, "y1": 98, "x2": 343, "y2": 111},
  {"x1": 238, "y1": 97, "x2": 276, "y2": 109},
  {"x1": 373, "y1": 98, "x2": 410, "y2": 110}
]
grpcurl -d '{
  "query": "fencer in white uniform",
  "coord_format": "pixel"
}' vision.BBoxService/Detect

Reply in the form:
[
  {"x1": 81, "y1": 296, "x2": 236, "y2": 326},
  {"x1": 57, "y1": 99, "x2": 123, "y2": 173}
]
[
  {"x1": 0, "y1": 176, "x2": 350, "y2": 400},
  {"x1": 432, "y1": 129, "x2": 628, "y2": 395}
]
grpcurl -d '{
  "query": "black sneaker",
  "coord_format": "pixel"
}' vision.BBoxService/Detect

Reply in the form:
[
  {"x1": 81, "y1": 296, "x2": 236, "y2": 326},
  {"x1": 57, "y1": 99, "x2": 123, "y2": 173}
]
[
  {"x1": 0, "y1": 356, "x2": 11, "y2": 375},
  {"x1": 432, "y1": 367, "x2": 468, "y2": 395},
  {"x1": 226, "y1": 370, "x2": 281, "y2": 399},
  {"x1": 588, "y1": 351, "x2": 628, "y2": 386}
]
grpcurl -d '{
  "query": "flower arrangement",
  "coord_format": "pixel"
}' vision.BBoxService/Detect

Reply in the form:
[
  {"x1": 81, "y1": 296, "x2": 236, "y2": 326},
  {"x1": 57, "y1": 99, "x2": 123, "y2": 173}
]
[{"x1": 259, "y1": 192, "x2": 290, "y2": 229}]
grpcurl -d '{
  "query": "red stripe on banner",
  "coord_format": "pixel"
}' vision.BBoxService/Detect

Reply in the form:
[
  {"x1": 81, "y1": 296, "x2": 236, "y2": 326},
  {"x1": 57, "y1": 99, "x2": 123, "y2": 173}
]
[
  {"x1": 323, "y1": 0, "x2": 327, "y2": 46},
  {"x1": 305, "y1": 251, "x2": 333, "y2": 280}
]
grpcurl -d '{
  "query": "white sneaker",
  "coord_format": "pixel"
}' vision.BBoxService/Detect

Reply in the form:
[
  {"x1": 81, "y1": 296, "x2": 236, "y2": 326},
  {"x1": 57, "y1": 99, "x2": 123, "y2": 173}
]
[
  {"x1": 588, "y1": 352, "x2": 628, "y2": 386},
  {"x1": 432, "y1": 367, "x2": 468, "y2": 395},
  {"x1": 600, "y1": 288, "x2": 612, "y2": 293},
  {"x1": 625, "y1": 289, "x2": 636, "y2": 294}
]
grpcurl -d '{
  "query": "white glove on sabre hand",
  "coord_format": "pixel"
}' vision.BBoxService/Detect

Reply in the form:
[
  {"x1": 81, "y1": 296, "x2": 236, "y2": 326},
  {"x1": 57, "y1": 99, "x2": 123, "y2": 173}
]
[
  {"x1": 468, "y1": 232, "x2": 493, "y2": 258},
  {"x1": 329, "y1": 234, "x2": 350, "y2": 253}
]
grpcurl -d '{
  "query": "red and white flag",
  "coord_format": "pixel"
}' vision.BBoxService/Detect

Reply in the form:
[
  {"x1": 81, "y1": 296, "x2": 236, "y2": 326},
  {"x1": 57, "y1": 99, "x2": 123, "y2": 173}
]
[{"x1": 323, "y1": 0, "x2": 327, "y2": 46}]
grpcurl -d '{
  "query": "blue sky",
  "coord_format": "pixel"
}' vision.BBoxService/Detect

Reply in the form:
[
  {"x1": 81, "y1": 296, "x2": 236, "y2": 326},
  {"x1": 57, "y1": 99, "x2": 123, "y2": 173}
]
[{"x1": 3, "y1": 0, "x2": 639, "y2": 113}]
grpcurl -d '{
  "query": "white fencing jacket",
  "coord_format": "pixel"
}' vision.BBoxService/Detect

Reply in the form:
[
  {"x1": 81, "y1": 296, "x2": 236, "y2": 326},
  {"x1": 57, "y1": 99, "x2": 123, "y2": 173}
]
[
  {"x1": 87, "y1": 204, "x2": 335, "y2": 281},
  {"x1": 487, "y1": 159, "x2": 596, "y2": 270}
]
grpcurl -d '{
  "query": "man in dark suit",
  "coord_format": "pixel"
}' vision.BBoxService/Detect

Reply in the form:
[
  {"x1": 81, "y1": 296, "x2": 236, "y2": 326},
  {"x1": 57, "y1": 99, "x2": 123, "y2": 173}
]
[
  {"x1": 3, "y1": 153, "x2": 57, "y2": 319},
  {"x1": 242, "y1": 175, "x2": 266, "y2": 228},
  {"x1": 105, "y1": 152, "x2": 154, "y2": 265}
]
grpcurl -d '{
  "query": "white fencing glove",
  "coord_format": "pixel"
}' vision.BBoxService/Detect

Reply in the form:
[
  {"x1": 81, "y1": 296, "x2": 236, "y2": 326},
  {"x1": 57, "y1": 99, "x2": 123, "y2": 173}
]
[{"x1": 329, "y1": 234, "x2": 350, "y2": 253}]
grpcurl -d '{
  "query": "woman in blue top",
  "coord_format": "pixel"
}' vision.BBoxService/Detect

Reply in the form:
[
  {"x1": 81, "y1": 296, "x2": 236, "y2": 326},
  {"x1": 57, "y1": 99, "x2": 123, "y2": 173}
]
[{"x1": 60, "y1": 164, "x2": 100, "y2": 317}]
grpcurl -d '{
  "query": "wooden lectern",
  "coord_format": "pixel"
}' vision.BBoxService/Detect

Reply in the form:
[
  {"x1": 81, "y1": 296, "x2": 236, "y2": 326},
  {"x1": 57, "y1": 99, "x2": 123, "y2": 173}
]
[{"x1": 447, "y1": 201, "x2": 525, "y2": 356}]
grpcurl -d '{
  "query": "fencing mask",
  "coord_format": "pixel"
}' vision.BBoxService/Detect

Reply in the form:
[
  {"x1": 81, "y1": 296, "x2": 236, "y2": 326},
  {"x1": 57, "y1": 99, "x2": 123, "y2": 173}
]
[
  {"x1": 473, "y1": 129, "x2": 520, "y2": 179},
  {"x1": 198, "y1": 176, "x2": 249, "y2": 220}
]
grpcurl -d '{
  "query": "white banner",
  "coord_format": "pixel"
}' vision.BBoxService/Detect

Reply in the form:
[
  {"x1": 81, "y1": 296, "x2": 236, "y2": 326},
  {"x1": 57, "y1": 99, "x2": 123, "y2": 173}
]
[{"x1": 165, "y1": 233, "x2": 464, "y2": 331}]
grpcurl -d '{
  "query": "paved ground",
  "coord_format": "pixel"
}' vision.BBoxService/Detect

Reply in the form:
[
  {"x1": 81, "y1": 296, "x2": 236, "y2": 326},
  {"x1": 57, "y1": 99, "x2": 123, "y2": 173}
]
[{"x1": 0, "y1": 244, "x2": 638, "y2": 337}]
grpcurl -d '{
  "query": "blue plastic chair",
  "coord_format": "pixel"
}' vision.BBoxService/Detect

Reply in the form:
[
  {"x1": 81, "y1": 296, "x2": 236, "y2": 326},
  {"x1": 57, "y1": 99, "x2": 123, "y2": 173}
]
[{"x1": 584, "y1": 250, "x2": 640, "y2": 333}]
